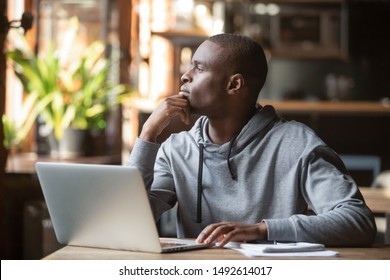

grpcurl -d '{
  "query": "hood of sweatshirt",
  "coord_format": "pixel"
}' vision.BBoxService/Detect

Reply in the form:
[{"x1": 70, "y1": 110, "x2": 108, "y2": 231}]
[
  {"x1": 191, "y1": 105, "x2": 280, "y2": 223},
  {"x1": 193, "y1": 105, "x2": 279, "y2": 154}
]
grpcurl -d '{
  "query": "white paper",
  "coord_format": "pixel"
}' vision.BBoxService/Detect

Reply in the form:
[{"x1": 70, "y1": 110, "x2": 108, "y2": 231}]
[{"x1": 223, "y1": 242, "x2": 339, "y2": 257}]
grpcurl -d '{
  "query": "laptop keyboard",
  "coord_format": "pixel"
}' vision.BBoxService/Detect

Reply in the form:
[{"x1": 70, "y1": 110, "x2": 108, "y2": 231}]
[{"x1": 160, "y1": 242, "x2": 187, "y2": 248}]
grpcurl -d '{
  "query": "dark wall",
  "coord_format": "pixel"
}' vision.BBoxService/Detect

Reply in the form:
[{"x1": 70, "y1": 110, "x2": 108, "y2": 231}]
[{"x1": 347, "y1": 0, "x2": 390, "y2": 101}]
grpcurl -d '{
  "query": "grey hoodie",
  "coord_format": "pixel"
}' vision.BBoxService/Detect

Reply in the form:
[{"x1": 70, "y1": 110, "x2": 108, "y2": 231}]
[{"x1": 127, "y1": 105, "x2": 376, "y2": 246}]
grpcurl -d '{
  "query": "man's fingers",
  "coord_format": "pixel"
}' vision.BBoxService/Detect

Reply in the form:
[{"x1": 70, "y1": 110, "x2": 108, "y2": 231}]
[
  {"x1": 141, "y1": 94, "x2": 190, "y2": 141},
  {"x1": 197, "y1": 223, "x2": 232, "y2": 244},
  {"x1": 196, "y1": 222, "x2": 268, "y2": 246},
  {"x1": 180, "y1": 106, "x2": 191, "y2": 125},
  {"x1": 196, "y1": 224, "x2": 220, "y2": 243},
  {"x1": 165, "y1": 95, "x2": 190, "y2": 125}
]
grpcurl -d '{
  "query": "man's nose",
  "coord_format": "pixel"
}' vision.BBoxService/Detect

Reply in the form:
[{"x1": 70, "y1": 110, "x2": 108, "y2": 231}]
[{"x1": 181, "y1": 70, "x2": 191, "y2": 84}]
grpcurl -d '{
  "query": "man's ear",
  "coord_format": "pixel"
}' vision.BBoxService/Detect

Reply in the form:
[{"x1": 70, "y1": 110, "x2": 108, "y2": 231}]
[{"x1": 227, "y1": 74, "x2": 244, "y2": 95}]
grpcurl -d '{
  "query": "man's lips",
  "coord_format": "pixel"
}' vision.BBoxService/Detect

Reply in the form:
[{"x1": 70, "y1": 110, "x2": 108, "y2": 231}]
[{"x1": 179, "y1": 88, "x2": 190, "y2": 98}]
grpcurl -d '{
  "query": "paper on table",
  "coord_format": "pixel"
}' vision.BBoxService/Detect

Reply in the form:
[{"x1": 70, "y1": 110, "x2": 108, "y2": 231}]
[
  {"x1": 242, "y1": 242, "x2": 325, "y2": 253},
  {"x1": 234, "y1": 248, "x2": 339, "y2": 257},
  {"x1": 224, "y1": 242, "x2": 339, "y2": 257}
]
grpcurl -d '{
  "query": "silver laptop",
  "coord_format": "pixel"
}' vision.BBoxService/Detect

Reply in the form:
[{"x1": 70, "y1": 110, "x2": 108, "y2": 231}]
[{"x1": 35, "y1": 162, "x2": 211, "y2": 253}]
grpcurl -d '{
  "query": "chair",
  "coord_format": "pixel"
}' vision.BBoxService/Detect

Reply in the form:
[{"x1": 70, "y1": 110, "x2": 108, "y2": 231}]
[
  {"x1": 371, "y1": 170, "x2": 390, "y2": 244},
  {"x1": 339, "y1": 154, "x2": 381, "y2": 186}
]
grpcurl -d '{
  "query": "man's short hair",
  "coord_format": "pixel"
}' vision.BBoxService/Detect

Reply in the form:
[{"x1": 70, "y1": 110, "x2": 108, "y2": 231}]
[{"x1": 207, "y1": 33, "x2": 268, "y2": 95}]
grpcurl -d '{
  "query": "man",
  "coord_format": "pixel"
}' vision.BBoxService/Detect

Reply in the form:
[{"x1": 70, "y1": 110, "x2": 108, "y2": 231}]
[{"x1": 127, "y1": 33, "x2": 376, "y2": 247}]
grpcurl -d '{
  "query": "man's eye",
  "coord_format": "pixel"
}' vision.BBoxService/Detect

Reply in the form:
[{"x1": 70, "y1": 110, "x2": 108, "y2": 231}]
[{"x1": 196, "y1": 66, "x2": 204, "y2": 72}]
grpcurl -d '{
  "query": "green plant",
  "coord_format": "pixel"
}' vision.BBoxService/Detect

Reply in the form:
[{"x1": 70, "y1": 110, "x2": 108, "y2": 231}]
[
  {"x1": 4, "y1": 19, "x2": 132, "y2": 146},
  {"x1": 59, "y1": 40, "x2": 129, "y2": 133},
  {"x1": 2, "y1": 90, "x2": 51, "y2": 149}
]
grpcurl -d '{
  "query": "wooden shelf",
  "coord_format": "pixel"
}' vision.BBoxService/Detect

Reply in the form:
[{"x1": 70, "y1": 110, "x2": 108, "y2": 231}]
[
  {"x1": 152, "y1": 30, "x2": 207, "y2": 46},
  {"x1": 261, "y1": 100, "x2": 390, "y2": 115}
]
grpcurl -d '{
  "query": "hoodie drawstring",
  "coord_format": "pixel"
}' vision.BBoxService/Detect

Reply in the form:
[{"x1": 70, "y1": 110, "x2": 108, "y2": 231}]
[
  {"x1": 227, "y1": 134, "x2": 239, "y2": 181},
  {"x1": 196, "y1": 143, "x2": 204, "y2": 223}
]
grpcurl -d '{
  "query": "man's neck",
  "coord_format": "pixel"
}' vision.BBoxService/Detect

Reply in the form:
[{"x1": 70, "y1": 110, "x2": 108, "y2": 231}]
[{"x1": 206, "y1": 107, "x2": 257, "y2": 145}]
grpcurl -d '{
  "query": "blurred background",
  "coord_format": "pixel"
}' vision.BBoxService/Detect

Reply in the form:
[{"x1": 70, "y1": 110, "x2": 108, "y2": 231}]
[{"x1": 1, "y1": 0, "x2": 390, "y2": 259}]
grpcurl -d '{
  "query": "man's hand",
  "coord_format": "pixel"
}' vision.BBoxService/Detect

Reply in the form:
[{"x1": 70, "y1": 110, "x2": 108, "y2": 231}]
[
  {"x1": 196, "y1": 221, "x2": 268, "y2": 247},
  {"x1": 140, "y1": 94, "x2": 190, "y2": 142}
]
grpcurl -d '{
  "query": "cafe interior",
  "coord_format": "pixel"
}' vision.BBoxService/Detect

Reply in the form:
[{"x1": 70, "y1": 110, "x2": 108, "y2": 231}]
[{"x1": 1, "y1": 0, "x2": 390, "y2": 260}]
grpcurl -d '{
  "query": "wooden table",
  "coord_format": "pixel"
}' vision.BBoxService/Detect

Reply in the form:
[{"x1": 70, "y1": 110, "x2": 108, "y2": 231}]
[
  {"x1": 6, "y1": 152, "x2": 122, "y2": 174},
  {"x1": 44, "y1": 244, "x2": 390, "y2": 260},
  {"x1": 43, "y1": 187, "x2": 390, "y2": 260}
]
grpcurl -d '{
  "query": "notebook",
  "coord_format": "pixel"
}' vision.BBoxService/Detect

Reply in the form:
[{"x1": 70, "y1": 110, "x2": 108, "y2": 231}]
[{"x1": 35, "y1": 162, "x2": 211, "y2": 253}]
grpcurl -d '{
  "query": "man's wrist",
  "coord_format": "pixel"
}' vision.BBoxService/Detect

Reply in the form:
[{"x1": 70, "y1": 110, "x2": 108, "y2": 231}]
[
  {"x1": 139, "y1": 127, "x2": 158, "y2": 143},
  {"x1": 139, "y1": 133, "x2": 156, "y2": 143},
  {"x1": 257, "y1": 221, "x2": 268, "y2": 240}
]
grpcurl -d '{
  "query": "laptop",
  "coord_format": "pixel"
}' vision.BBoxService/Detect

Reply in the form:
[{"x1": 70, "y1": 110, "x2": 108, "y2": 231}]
[{"x1": 35, "y1": 162, "x2": 211, "y2": 253}]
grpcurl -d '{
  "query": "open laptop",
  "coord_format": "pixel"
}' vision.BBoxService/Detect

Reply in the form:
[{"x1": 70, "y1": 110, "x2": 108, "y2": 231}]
[{"x1": 35, "y1": 162, "x2": 211, "y2": 253}]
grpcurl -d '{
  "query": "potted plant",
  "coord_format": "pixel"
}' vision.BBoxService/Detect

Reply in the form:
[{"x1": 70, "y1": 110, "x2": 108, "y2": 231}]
[{"x1": 4, "y1": 21, "x2": 133, "y2": 158}]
